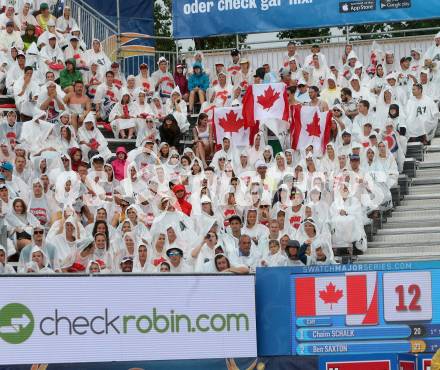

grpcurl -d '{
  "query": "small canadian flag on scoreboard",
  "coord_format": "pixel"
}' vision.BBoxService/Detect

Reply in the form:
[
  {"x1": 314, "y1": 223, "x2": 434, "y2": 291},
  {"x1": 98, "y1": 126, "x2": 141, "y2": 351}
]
[{"x1": 296, "y1": 272, "x2": 379, "y2": 325}]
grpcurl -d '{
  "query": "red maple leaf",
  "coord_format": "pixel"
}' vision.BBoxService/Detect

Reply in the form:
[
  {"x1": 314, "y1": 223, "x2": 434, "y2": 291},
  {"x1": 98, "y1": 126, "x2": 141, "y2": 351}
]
[
  {"x1": 257, "y1": 85, "x2": 280, "y2": 110},
  {"x1": 218, "y1": 110, "x2": 244, "y2": 133},
  {"x1": 306, "y1": 111, "x2": 321, "y2": 137},
  {"x1": 319, "y1": 282, "x2": 343, "y2": 309}
]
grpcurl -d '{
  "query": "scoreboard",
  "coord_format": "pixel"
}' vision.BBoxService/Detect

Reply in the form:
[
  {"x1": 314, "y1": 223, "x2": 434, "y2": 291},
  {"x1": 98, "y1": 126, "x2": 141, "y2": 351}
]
[{"x1": 291, "y1": 262, "x2": 440, "y2": 356}]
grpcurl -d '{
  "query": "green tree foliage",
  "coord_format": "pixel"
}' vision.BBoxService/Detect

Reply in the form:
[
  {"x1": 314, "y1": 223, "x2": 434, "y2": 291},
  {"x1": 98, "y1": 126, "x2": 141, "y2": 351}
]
[
  {"x1": 277, "y1": 28, "x2": 332, "y2": 44},
  {"x1": 154, "y1": 0, "x2": 175, "y2": 51},
  {"x1": 193, "y1": 34, "x2": 248, "y2": 51}
]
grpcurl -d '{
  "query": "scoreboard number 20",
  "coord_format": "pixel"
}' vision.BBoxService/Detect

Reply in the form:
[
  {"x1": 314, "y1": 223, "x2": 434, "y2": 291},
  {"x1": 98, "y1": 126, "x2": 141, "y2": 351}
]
[{"x1": 383, "y1": 272, "x2": 432, "y2": 322}]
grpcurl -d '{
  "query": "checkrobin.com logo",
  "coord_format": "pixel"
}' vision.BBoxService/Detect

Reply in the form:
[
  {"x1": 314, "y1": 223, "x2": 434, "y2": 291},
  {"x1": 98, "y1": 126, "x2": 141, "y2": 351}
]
[
  {"x1": 0, "y1": 304, "x2": 249, "y2": 343},
  {"x1": 0, "y1": 303, "x2": 35, "y2": 344}
]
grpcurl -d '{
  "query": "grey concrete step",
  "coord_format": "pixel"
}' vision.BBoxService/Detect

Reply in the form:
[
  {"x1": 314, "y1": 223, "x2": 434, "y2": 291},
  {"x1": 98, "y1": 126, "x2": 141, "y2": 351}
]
[
  {"x1": 408, "y1": 185, "x2": 440, "y2": 195},
  {"x1": 419, "y1": 161, "x2": 440, "y2": 169},
  {"x1": 400, "y1": 199, "x2": 440, "y2": 207},
  {"x1": 383, "y1": 219, "x2": 440, "y2": 229},
  {"x1": 368, "y1": 234, "x2": 440, "y2": 249},
  {"x1": 359, "y1": 252, "x2": 440, "y2": 262},
  {"x1": 394, "y1": 203, "x2": 440, "y2": 211},
  {"x1": 391, "y1": 209, "x2": 440, "y2": 219},
  {"x1": 425, "y1": 152, "x2": 440, "y2": 162},
  {"x1": 404, "y1": 194, "x2": 440, "y2": 201},
  {"x1": 374, "y1": 232, "x2": 440, "y2": 243},
  {"x1": 415, "y1": 169, "x2": 440, "y2": 178},
  {"x1": 409, "y1": 177, "x2": 440, "y2": 186},
  {"x1": 426, "y1": 145, "x2": 440, "y2": 153},
  {"x1": 364, "y1": 245, "x2": 440, "y2": 255},
  {"x1": 377, "y1": 226, "x2": 440, "y2": 236}
]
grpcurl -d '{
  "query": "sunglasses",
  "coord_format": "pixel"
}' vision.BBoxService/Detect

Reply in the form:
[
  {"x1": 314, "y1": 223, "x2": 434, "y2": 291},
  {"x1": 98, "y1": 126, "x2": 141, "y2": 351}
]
[
  {"x1": 168, "y1": 251, "x2": 181, "y2": 257},
  {"x1": 33, "y1": 230, "x2": 44, "y2": 235}
]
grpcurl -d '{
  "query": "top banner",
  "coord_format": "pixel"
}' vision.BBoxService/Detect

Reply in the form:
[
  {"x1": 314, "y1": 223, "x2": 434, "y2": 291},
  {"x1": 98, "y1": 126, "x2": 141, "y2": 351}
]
[{"x1": 172, "y1": 0, "x2": 440, "y2": 39}]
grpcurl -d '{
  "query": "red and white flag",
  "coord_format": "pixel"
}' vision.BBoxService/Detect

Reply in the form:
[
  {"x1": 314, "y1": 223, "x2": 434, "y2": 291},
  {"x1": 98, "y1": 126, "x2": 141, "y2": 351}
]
[
  {"x1": 213, "y1": 106, "x2": 249, "y2": 147},
  {"x1": 295, "y1": 272, "x2": 378, "y2": 326},
  {"x1": 242, "y1": 83, "x2": 289, "y2": 128},
  {"x1": 290, "y1": 105, "x2": 332, "y2": 155}
]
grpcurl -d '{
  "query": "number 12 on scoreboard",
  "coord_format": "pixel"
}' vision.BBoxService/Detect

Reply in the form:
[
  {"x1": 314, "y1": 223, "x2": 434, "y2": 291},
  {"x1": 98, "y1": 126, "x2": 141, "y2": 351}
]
[{"x1": 383, "y1": 272, "x2": 432, "y2": 322}]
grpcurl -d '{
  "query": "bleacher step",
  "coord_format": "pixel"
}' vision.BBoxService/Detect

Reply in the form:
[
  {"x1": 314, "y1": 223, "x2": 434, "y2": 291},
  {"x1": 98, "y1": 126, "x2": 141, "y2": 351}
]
[
  {"x1": 377, "y1": 226, "x2": 440, "y2": 236},
  {"x1": 410, "y1": 177, "x2": 440, "y2": 186},
  {"x1": 419, "y1": 161, "x2": 440, "y2": 169},
  {"x1": 403, "y1": 194, "x2": 440, "y2": 201},
  {"x1": 415, "y1": 169, "x2": 440, "y2": 178},
  {"x1": 359, "y1": 252, "x2": 440, "y2": 262},
  {"x1": 364, "y1": 246, "x2": 440, "y2": 255},
  {"x1": 408, "y1": 185, "x2": 440, "y2": 195},
  {"x1": 368, "y1": 238, "x2": 440, "y2": 248},
  {"x1": 426, "y1": 145, "x2": 440, "y2": 153},
  {"x1": 393, "y1": 203, "x2": 440, "y2": 211},
  {"x1": 391, "y1": 209, "x2": 440, "y2": 219},
  {"x1": 383, "y1": 219, "x2": 440, "y2": 229}
]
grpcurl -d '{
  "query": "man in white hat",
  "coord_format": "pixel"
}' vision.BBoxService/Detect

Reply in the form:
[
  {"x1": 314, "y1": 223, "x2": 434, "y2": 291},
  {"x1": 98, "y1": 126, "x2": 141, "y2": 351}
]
[{"x1": 151, "y1": 57, "x2": 175, "y2": 100}]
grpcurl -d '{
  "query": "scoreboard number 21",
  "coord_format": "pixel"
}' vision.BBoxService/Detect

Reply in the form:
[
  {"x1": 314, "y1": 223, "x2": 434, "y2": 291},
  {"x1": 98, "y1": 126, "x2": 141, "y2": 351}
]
[{"x1": 383, "y1": 272, "x2": 432, "y2": 322}]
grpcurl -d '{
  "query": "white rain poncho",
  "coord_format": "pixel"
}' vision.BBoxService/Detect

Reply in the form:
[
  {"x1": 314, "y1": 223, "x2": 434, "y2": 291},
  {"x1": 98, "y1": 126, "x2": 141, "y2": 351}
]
[
  {"x1": 25, "y1": 245, "x2": 54, "y2": 273},
  {"x1": 78, "y1": 112, "x2": 111, "y2": 160},
  {"x1": 47, "y1": 216, "x2": 81, "y2": 267},
  {"x1": 405, "y1": 93, "x2": 440, "y2": 140},
  {"x1": 20, "y1": 111, "x2": 54, "y2": 155},
  {"x1": 302, "y1": 239, "x2": 336, "y2": 266},
  {"x1": 330, "y1": 184, "x2": 367, "y2": 251},
  {"x1": 84, "y1": 38, "x2": 111, "y2": 75},
  {"x1": 0, "y1": 244, "x2": 16, "y2": 274},
  {"x1": 132, "y1": 243, "x2": 153, "y2": 273},
  {"x1": 165, "y1": 86, "x2": 190, "y2": 132},
  {"x1": 18, "y1": 226, "x2": 60, "y2": 273},
  {"x1": 109, "y1": 90, "x2": 138, "y2": 135}
]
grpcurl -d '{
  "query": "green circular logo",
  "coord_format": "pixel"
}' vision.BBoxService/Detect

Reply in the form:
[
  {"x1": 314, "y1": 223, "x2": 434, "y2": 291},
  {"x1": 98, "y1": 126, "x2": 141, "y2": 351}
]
[{"x1": 0, "y1": 303, "x2": 34, "y2": 344}]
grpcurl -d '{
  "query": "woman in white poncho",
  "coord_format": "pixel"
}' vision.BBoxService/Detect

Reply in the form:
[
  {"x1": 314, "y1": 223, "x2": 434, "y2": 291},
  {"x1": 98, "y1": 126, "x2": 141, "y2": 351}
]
[
  {"x1": 241, "y1": 208, "x2": 269, "y2": 243},
  {"x1": 165, "y1": 86, "x2": 190, "y2": 133},
  {"x1": 78, "y1": 112, "x2": 111, "y2": 160},
  {"x1": 109, "y1": 90, "x2": 137, "y2": 139},
  {"x1": 248, "y1": 132, "x2": 266, "y2": 167},
  {"x1": 84, "y1": 39, "x2": 111, "y2": 76},
  {"x1": 299, "y1": 239, "x2": 336, "y2": 265},
  {"x1": 330, "y1": 183, "x2": 367, "y2": 252},
  {"x1": 5, "y1": 197, "x2": 39, "y2": 254},
  {"x1": 46, "y1": 216, "x2": 81, "y2": 268},
  {"x1": 132, "y1": 243, "x2": 153, "y2": 273},
  {"x1": 56, "y1": 6, "x2": 78, "y2": 35},
  {"x1": 135, "y1": 63, "x2": 153, "y2": 95}
]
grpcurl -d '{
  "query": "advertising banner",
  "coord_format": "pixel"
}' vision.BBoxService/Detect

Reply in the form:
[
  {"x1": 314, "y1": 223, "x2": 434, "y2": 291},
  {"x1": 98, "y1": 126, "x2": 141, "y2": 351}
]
[
  {"x1": 0, "y1": 275, "x2": 257, "y2": 365},
  {"x1": 256, "y1": 261, "x2": 440, "y2": 356},
  {"x1": 172, "y1": 0, "x2": 440, "y2": 39},
  {"x1": 2, "y1": 356, "x2": 319, "y2": 370}
]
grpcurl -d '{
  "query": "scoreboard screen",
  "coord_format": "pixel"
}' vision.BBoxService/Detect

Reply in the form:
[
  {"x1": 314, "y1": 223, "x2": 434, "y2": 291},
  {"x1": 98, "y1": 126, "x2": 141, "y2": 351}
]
[{"x1": 291, "y1": 262, "x2": 440, "y2": 355}]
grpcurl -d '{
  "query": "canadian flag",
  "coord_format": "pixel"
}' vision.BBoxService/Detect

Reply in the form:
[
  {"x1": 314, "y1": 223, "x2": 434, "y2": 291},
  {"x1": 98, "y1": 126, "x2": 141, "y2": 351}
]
[
  {"x1": 290, "y1": 105, "x2": 332, "y2": 156},
  {"x1": 242, "y1": 82, "x2": 289, "y2": 128},
  {"x1": 213, "y1": 106, "x2": 249, "y2": 147},
  {"x1": 295, "y1": 272, "x2": 378, "y2": 326}
]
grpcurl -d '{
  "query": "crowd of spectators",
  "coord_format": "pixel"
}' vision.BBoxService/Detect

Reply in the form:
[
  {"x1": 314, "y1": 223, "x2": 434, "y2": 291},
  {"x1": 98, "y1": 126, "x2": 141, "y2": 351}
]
[{"x1": 0, "y1": 1, "x2": 440, "y2": 274}]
